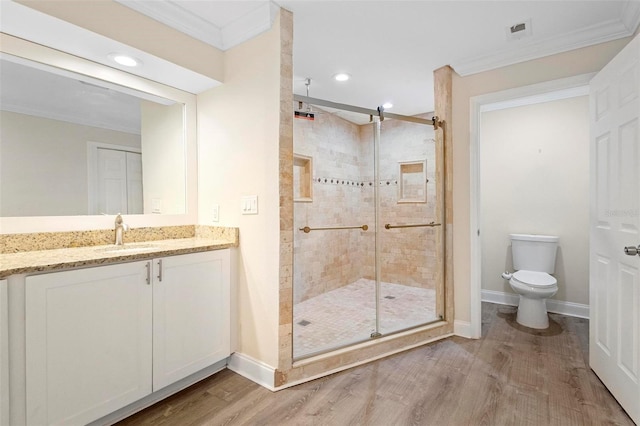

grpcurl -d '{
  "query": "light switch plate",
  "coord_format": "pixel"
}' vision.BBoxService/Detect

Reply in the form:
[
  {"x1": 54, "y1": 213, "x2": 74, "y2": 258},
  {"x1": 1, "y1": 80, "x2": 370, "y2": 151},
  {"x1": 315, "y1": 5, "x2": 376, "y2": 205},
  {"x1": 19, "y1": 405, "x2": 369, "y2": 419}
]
[
  {"x1": 212, "y1": 204, "x2": 219, "y2": 222},
  {"x1": 241, "y1": 195, "x2": 258, "y2": 215},
  {"x1": 152, "y1": 198, "x2": 162, "y2": 214}
]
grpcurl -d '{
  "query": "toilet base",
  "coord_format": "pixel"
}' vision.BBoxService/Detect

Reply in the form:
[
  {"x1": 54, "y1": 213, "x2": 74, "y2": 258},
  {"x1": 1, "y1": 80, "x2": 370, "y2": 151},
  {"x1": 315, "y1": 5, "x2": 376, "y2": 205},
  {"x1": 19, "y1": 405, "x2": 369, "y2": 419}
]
[{"x1": 516, "y1": 296, "x2": 549, "y2": 329}]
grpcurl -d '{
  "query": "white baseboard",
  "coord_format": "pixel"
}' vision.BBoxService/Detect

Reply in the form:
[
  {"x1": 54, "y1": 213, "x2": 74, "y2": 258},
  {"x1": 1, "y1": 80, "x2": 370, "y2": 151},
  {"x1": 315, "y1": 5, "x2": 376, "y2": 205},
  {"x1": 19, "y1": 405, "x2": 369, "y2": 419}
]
[
  {"x1": 482, "y1": 289, "x2": 519, "y2": 306},
  {"x1": 481, "y1": 289, "x2": 589, "y2": 319},
  {"x1": 545, "y1": 299, "x2": 590, "y2": 319},
  {"x1": 454, "y1": 320, "x2": 473, "y2": 338},
  {"x1": 227, "y1": 352, "x2": 276, "y2": 391}
]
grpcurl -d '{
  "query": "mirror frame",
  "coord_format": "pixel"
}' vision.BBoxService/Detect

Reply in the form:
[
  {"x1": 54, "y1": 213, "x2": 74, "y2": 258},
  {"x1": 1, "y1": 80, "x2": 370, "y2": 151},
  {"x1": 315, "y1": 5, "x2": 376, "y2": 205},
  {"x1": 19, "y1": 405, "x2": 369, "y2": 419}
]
[{"x1": 0, "y1": 33, "x2": 198, "y2": 233}]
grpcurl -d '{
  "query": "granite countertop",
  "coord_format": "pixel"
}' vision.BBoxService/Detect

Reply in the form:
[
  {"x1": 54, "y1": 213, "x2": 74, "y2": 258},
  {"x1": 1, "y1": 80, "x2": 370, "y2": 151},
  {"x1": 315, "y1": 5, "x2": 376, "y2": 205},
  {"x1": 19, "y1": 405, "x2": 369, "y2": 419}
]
[{"x1": 0, "y1": 237, "x2": 236, "y2": 278}]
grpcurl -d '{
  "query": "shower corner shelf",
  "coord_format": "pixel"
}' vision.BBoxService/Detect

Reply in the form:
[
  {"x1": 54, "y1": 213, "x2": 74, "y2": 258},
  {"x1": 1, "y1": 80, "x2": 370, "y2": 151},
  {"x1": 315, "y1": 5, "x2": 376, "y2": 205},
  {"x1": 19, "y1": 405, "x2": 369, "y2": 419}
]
[{"x1": 294, "y1": 153, "x2": 313, "y2": 203}]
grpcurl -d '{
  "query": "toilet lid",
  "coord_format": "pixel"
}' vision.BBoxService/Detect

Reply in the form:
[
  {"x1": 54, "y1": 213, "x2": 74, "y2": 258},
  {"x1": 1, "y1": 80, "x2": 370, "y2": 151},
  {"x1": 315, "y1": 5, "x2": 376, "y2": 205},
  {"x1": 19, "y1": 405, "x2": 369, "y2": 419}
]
[{"x1": 512, "y1": 270, "x2": 557, "y2": 288}]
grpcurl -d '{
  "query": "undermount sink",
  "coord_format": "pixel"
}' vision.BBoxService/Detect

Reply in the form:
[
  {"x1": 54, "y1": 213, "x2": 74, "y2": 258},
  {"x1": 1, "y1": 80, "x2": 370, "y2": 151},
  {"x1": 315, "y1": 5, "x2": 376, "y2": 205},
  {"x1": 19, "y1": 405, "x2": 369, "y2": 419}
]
[{"x1": 95, "y1": 243, "x2": 159, "y2": 254}]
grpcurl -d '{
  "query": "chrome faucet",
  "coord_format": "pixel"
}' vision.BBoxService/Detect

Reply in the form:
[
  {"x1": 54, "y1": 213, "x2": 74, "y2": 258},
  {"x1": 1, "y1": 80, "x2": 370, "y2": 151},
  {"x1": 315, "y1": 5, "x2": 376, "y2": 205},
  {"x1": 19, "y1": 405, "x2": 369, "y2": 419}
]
[{"x1": 114, "y1": 214, "x2": 130, "y2": 245}]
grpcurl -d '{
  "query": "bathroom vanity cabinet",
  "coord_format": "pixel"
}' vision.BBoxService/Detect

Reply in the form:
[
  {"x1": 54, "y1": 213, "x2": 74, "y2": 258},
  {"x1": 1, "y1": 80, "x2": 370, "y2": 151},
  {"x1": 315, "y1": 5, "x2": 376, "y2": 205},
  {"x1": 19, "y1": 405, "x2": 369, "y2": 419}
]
[
  {"x1": 19, "y1": 250, "x2": 230, "y2": 426},
  {"x1": 0, "y1": 279, "x2": 8, "y2": 426}
]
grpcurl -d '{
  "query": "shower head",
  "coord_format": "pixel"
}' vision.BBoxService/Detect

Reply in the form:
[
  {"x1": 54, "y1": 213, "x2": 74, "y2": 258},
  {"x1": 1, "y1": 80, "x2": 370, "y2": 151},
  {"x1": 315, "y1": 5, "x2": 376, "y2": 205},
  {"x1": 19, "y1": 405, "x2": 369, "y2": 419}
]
[
  {"x1": 294, "y1": 99, "x2": 315, "y2": 120},
  {"x1": 294, "y1": 78, "x2": 322, "y2": 121},
  {"x1": 294, "y1": 109, "x2": 315, "y2": 120}
]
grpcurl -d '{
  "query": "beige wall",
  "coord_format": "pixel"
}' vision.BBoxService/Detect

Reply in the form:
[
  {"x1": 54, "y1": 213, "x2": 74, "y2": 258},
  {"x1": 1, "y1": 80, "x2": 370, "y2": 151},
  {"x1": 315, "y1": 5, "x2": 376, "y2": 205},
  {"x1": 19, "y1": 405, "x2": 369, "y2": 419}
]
[
  {"x1": 0, "y1": 111, "x2": 140, "y2": 217},
  {"x1": 197, "y1": 13, "x2": 283, "y2": 368},
  {"x1": 480, "y1": 96, "x2": 590, "y2": 305},
  {"x1": 452, "y1": 36, "x2": 634, "y2": 322}
]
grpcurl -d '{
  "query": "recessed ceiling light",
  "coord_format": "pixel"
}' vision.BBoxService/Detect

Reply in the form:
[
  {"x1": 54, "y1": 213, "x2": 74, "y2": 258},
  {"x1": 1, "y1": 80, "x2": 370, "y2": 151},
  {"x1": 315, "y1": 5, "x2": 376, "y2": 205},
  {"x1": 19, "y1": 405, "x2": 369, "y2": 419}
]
[
  {"x1": 382, "y1": 102, "x2": 393, "y2": 109},
  {"x1": 108, "y1": 53, "x2": 141, "y2": 67},
  {"x1": 333, "y1": 73, "x2": 350, "y2": 82}
]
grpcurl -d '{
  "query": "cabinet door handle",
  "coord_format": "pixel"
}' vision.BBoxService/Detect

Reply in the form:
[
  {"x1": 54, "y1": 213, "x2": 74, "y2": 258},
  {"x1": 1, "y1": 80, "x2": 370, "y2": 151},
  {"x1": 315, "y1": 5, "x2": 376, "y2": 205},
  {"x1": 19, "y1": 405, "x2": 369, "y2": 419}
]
[
  {"x1": 145, "y1": 262, "x2": 151, "y2": 285},
  {"x1": 157, "y1": 259, "x2": 163, "y2": 282}
]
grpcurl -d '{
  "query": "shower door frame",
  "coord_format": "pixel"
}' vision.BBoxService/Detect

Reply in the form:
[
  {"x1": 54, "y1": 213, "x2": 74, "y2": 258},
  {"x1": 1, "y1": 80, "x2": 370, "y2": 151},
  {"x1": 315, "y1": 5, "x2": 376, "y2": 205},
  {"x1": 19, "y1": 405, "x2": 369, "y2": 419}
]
[
  {"x1": 279, "y1": 66, "x2": 453, "y2": 387},
  {"x1": 292, "y1": 94, "x2": 445, "y2": 359}
]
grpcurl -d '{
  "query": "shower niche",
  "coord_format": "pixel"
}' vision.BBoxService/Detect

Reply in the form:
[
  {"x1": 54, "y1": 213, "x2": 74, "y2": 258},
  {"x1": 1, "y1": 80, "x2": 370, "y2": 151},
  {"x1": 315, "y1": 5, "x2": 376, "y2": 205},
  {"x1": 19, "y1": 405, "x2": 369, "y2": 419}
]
[
  {"x1": 398, "y1": 159, "x2": 427, "y2": 203},
  {"x1": 293, "y1": 154, "x2": 313, "y2": 202}
]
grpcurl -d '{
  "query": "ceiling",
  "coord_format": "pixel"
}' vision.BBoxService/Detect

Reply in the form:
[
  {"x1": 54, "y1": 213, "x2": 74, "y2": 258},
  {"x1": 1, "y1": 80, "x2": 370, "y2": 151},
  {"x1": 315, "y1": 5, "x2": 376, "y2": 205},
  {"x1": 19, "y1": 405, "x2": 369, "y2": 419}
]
[
  {"x1": 2, "y1": 0, "x2": 639, "y2": 123},
  {"x1": 116, "y1": 0, "x2": 640, "y2": 117},
  {"x1": 1, "y1": 57, "x2": 143, "y2": 134}
]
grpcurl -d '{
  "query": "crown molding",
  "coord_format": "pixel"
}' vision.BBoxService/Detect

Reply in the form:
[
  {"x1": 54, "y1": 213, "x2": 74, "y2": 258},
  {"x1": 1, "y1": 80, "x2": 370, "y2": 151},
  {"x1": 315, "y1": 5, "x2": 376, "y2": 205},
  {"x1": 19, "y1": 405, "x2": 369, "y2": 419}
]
[
  {"x1": 453, "y1": 10, "x2": 639, "y2": 76},
  {"x1": 2, "y1": 104, "x2": 141, "y2": 135},
  {"x1": 116, "y1": 0, "x2": 277, "y2": 51},
  {"x1": 115, "y1": 0, "x2": 223, "y2": 49},
  {"x1": 221, "y1": 2, "x2": 279, "y2": 50},
  {"x1": 621, "y1": 0, "x2": 640, "y2": 33}
]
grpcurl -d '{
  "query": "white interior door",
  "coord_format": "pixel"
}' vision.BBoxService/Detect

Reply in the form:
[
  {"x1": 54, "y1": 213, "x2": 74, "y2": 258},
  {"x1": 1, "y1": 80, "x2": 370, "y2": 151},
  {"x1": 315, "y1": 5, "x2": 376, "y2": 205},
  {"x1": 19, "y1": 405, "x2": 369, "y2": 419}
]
[
  {"x1": 126, "y1": 151, "x2": 144, "y2": 214},
  {"x1": 97, "y1": 148, "x2": 128, "y2": 215},
  {"x1": 589, "y1": 33, "x2": 639, "y2": 424},
  {"x1": 94, "y1": 147, "x2": 144, "y2": 215}
]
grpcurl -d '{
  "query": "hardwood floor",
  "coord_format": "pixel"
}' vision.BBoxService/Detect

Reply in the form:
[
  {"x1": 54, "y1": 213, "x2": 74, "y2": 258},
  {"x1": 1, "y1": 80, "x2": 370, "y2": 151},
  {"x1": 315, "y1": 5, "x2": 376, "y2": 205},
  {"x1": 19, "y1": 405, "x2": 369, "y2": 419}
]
[{"x1": 116, "y1": 303, "x2": 633, "y2": 425}]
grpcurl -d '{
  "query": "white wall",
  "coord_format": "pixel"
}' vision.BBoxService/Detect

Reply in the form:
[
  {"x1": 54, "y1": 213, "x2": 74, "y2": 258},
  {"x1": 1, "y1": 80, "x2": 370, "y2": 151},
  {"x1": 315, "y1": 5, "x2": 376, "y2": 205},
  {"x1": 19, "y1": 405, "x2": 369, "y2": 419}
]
[
  {"x1": 197, "y1": 13, "x2": 282, "y2": 368},
  {"x1": 480, "y1": 96, "x2": 590, "y2": 305},
  {"x1": 452, "y1": 36, "x2": 634, "y2": 323},
  {"x1": 141, "y1": 101, "x2": 185, "y2": 215},
  {"x1": 0, "y1": 111, "x2": 140, "y2": 217}
]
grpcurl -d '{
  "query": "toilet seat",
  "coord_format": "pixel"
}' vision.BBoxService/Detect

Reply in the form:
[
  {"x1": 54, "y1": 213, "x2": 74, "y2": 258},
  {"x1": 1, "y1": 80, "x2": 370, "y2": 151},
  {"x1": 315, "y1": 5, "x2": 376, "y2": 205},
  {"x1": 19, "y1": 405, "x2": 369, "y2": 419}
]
[{"x1": 512, "y1": 270, "x2": 557, "y2": 288}]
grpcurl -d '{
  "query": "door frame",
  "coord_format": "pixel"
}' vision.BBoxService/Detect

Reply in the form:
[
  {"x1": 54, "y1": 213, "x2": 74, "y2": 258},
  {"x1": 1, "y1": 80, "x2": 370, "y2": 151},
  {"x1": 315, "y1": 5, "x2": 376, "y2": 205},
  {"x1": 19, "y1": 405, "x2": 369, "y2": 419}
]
[{"x1": 467, "y1": 73, "x2": 594, "y2": 338}]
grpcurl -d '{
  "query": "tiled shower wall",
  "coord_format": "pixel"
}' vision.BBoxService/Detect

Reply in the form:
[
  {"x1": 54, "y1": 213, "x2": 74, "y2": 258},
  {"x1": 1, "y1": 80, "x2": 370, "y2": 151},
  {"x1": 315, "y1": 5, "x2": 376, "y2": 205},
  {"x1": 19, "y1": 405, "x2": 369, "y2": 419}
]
[
  {"x1": 363, "y1": 118, "x2": 439, "y2": 288},
  {"x1": 293, "y1": 110, "x2": 437, "y2": 304},
  {"x1": 293, "y1": 111, "x2": 371, "y2": 303}
]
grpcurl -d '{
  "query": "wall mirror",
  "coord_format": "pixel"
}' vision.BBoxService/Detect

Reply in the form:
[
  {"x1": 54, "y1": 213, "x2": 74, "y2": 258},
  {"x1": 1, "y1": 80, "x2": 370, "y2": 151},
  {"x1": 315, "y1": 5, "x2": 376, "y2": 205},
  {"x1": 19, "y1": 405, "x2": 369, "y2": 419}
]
[{"x1": 0, "y1": 34, "x2": 198, "y2": 233}]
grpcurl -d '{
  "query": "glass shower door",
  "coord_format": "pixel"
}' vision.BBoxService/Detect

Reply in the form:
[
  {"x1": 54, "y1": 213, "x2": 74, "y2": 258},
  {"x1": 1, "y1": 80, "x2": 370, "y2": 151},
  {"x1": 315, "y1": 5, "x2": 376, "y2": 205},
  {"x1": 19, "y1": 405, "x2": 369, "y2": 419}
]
[
  {"x1": 292, "y1": 108, "x2": 376, "y2": 359},
  {"x1": 292, "y1": 100, "x2": 445, "y2": 359},
  {"x1": 376, "y1": 118, "x2": 444, "y2": 335}
]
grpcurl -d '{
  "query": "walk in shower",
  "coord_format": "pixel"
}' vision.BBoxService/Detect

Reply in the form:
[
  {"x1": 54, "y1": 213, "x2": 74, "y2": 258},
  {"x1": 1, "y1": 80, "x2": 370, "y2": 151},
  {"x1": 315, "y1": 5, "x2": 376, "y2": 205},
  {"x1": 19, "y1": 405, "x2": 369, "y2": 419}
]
[{"x1": 293, "y1": 96, "x2": 444, "y2": 359}]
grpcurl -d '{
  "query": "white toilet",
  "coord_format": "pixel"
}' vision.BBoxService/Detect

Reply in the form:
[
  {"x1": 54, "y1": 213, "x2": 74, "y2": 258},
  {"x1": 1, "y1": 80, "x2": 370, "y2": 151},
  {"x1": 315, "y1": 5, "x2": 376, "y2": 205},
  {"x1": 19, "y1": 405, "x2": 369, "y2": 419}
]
[{"x1": 503, "y1": 233, "x2": 559, "y2": 329}]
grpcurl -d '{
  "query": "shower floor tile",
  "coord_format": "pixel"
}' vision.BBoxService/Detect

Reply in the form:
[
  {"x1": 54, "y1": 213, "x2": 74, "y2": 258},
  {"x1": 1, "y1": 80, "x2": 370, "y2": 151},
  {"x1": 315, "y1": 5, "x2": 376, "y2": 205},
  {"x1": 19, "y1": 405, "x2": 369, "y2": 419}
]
[{"x1": 293, "y1": 279, "x2": 437, "y2": 359}]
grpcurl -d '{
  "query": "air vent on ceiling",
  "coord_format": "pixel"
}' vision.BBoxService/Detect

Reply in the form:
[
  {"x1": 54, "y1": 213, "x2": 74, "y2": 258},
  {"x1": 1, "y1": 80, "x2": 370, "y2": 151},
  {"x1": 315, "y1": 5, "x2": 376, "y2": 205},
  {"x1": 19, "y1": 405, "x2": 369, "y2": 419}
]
[
  {"x1": 511, "y1": 23, "x2": 526, "y2": 33},
  {"x1": 506, "y1": 18, "x2": 532, "y2": 41}
]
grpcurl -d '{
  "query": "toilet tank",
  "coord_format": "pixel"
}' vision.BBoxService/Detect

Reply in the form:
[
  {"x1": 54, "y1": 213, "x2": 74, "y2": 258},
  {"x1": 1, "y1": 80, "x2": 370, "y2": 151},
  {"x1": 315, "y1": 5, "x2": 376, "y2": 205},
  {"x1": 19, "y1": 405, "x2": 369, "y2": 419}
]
[{"x1": 510, "y1": 234, "x2": 559, "y2": 273}]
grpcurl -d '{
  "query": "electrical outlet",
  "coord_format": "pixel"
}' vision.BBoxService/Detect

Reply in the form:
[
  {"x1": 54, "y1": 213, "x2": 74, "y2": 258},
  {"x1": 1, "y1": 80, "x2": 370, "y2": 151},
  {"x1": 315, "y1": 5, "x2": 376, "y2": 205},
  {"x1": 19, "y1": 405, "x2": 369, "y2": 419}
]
[{"x1": 212, "y1": 204, "x2": 219, "y2": 222}]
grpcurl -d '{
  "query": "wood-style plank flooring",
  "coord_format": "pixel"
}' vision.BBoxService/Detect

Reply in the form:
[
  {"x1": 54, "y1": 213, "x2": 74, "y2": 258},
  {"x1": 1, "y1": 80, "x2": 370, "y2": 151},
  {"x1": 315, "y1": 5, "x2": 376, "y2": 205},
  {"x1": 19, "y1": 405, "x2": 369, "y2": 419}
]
[{"x1": 116, "y1": 303, "x2": 633, "y2": 425}]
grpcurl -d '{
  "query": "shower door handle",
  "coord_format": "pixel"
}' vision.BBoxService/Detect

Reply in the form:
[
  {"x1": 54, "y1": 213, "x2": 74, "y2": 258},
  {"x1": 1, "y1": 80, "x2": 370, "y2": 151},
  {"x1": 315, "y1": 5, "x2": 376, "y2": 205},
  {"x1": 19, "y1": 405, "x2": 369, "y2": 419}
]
[
  {"x1": 299, "y1": 225, "x2": 369, "y2": 233},
  {"x1": 384, "y1": 222, "x2": 441, "y2": 229},
  {"x1": 624, "y1": 245, "x2": 640, "y2": 256}
]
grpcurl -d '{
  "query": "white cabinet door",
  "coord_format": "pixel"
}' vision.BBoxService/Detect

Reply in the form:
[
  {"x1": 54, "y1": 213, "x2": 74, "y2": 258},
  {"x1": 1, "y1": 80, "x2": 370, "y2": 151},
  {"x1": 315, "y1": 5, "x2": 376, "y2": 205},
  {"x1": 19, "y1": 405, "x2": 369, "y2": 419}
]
[
  {"x1": 25, "y1": 262, "x2": 153, "y2": 426},
  {"x1": 152, "y1": 250, "x2": 230, "y2": 390},
  {"x1": 0, "y1": 279, "x2": 8, "y2": 426}
]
